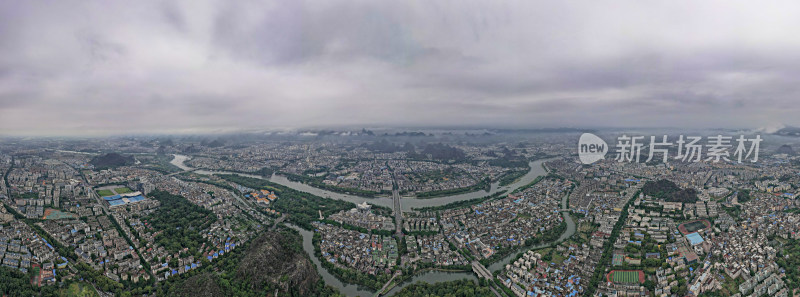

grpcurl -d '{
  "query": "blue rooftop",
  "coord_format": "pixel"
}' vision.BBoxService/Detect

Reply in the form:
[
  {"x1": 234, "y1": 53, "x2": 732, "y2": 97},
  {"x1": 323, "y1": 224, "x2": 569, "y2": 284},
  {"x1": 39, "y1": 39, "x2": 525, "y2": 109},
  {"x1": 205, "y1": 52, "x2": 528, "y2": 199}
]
[{"x1": 686, "y1": 232, "x2": 704, "y2": 245}]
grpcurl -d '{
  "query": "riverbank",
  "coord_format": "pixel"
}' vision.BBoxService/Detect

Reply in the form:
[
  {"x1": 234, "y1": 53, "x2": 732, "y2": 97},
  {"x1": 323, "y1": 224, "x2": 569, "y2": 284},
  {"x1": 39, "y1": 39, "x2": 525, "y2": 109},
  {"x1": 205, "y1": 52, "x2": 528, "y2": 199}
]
[
  {"x1": 413, "y1": 178, "x2": 491, "y2": 199},
  {"x1": 282, "y1": 172, "x2": 385, "y2": 198},
  {"x1": 170, "y1": 154, "x2": 554, "y2": 212},
  {"x1": 377, "y1": 267, "x2": 471, "y2": 295}
]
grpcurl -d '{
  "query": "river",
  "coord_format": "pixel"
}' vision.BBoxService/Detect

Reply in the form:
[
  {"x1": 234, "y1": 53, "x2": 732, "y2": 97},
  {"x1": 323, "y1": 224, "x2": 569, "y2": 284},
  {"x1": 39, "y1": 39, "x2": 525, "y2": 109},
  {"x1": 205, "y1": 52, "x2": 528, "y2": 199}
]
[
  {"x1": 170, "y1": 154, "x2": 550, "y2": 212},
  {"x1": 169, "y1": 154, "x2": 575, "y2": 296},
  {"x1": 286, "y1": 224, "x2": 376, "y2": 297}
]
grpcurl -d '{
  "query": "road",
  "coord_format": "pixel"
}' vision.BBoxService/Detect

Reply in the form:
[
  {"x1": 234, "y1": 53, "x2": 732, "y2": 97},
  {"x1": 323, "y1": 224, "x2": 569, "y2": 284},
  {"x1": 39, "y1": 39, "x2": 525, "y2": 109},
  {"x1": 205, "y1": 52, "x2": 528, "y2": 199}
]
[
  {"x1": 392, "y1": 189, "x2": 403, "y2": 237},
  {"x1": 471, "y1": 261, "x2": 493, "y2": 279},
  {"x1": 471, "y1": 261, "x2": 502, "y2": 297},
  {"x1": 89, "y1": 190, "x2": 109, "y2": 214},
  {"x1": 376, "y1": 271, "x2": 401, "y2": 296},
  {"x1": 270, "y1": 214, "x2": 288, "y2": 230}
]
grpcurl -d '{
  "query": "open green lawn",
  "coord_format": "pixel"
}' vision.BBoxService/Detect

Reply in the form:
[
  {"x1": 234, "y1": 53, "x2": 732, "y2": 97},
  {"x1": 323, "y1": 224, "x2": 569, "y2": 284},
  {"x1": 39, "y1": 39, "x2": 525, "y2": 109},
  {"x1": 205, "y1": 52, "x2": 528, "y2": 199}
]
[
  {"x1": 114, "y1": 187, "x2": 133, "y2": 194},
  {"x1": 516, "y1": 213, "x2": 532, "y2": 220},
  {"x1": 720, "y1": 274, "x2": 742, "y2": 296},
  {"x1": 551, "y1": 252, "x2": 566, "y2": 265},
  {"x1": 60, "y1": 282, "x2": 99, "y2": 297},
  {"x1": 95, "y1": 189, "x2": 114, "y2": 197}
]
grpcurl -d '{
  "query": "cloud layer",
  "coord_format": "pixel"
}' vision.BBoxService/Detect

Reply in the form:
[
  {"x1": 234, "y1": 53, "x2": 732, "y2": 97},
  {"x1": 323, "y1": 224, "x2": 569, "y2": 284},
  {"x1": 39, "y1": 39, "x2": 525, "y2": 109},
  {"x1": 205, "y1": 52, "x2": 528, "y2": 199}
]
[{"x1": 2, "y1": 0, "x2": 800, "y2": 135}]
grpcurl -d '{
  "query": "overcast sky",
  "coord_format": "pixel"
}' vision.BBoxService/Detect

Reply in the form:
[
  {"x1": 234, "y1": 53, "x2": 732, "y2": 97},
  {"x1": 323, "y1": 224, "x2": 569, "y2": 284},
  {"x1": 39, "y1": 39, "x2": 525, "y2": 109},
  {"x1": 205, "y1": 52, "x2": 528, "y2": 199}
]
[{"x1": 2, "y1": 1, "x2": 800, "y2": 136}]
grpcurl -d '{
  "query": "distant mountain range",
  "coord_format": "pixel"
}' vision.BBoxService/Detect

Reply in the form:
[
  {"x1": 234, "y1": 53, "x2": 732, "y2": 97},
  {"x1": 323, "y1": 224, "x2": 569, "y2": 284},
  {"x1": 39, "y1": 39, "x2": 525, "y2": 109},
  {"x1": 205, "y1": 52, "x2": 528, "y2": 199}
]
[
  {"x1": 776, "y1": 144, "x2": 795, "y2": 155},
  {"x1": 769, "y1": 125, "x2": 800, "y2": 137}
]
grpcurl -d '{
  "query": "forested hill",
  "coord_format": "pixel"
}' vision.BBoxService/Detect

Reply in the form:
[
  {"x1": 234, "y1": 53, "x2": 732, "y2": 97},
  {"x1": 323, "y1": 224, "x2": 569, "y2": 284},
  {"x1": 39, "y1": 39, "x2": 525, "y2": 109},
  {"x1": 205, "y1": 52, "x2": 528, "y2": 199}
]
[
  {"x1": 164, "y1": 227, "x2": 341, "y2": 297},
  {"x1": 90, "y1": 152, "x2": 134, "y2": 169},
  {"x1": 642, "y1": 179, "x2": 698, "y2": 203}
]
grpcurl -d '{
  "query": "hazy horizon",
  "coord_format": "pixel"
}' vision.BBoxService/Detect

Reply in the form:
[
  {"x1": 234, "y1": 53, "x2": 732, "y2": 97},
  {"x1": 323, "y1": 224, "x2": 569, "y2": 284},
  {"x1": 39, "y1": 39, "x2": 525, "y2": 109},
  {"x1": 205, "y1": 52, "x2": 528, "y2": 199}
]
[{"x1": 3, "y1": 1, "x2": 800, "y2": 136}]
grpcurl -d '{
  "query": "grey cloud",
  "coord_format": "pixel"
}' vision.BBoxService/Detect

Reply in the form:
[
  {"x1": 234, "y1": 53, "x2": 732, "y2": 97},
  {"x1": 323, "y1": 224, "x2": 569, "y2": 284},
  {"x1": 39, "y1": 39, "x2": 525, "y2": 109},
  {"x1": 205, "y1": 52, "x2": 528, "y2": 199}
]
[
  {"x1": 2, "y1": 0, "x2": 800, "y2": 136},
  {"x1": 160, "y1": 1, "x2": 187, "y2": 32}
]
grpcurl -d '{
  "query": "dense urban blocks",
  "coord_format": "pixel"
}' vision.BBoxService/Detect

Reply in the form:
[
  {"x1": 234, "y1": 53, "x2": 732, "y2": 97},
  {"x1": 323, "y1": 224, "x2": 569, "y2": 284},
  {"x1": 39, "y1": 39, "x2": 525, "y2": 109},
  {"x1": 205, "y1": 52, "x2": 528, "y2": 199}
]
[{"x1": 1, "y1": 132, "x2": 799, "y2": 297}]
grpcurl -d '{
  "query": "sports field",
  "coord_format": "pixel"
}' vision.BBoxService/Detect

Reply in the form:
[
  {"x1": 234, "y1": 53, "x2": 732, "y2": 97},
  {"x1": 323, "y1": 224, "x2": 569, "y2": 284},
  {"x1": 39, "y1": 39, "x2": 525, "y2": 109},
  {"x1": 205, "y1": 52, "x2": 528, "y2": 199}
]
[
  {"x1": 114, "y1": 187, "x2": 133, "y2": 194},
  {"x1": 678, "y1": 219, "x2": 711, "y2": 234},
  {"x1": 607, "y1": 270, "x2": 644, "y2": 284},
  {"x1": 612, "y1": 253, "x2": 624, "y2": 266},
  {"x1": 96, "y1": 189, "x2": 114, "y2": 197}
]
